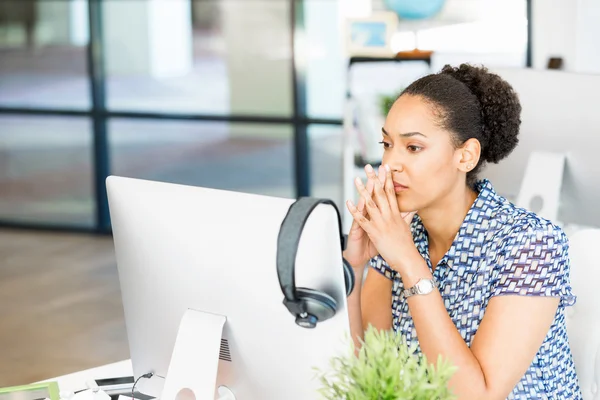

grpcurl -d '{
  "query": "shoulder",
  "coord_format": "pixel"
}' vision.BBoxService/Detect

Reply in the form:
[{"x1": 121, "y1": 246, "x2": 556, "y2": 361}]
[
  {"x1": 508, "y1": 215, "x2": 567, "y2": 250},
  {"x1": 475, "y1": 179, "x2": 568, "y2": 250},
  {"x1": 487, "y1": 213, "x2": 575, "y2": 306},
  {"x1": 495, "y1": 203, "x2": 568, "y2": 255}
]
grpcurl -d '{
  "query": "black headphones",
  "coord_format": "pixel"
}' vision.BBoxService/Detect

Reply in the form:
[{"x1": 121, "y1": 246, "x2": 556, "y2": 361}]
[{"x1": 276, "y1": 197, "x2": 355, "y2": 329}]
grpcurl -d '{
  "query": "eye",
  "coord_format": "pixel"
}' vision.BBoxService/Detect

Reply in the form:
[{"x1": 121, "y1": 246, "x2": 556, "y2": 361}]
[
  {"x1": 378, "y1": 140, "x2": 391, "y2": 149},
  {"x1": 407, "y1": 145, "x2": 423, "y2": 152}
]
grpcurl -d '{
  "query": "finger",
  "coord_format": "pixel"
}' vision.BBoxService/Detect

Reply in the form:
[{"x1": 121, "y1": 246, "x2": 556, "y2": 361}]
[
  {"x1": 360, "y1": 165, "x2": 375, "y2": 201},
  {"x1": 365, "y1": 175, "x2": 375, "y2": 200},
  {"x1": 364, "y1": 164, "x2": 378, "y2": 199},
  {"x1": 364, "y1": 164, "x2": 377, "y2": 181},
  {"x1": 378, "y1": 165, "x2": 386, "y2": 184},
  {"x1": 348, "y1": 195, "x2": 363, "y2": 231},
  {"x1": 364, "y1": 164, "x2": 387, "y2": 212},
  {"x1": 346, "y1": 200, "x2": 373, "y2": 235},
  {"x1": 349, "y1": 176, "x2": 372, "y2": 233},
  {"x1": 357, "y1": 196, "x2": 365, "y2": 213},
  {"x1": 400, "y1": 211, "x2": 417, "y2": 224},
  {"x1": 354, "y1": 177, "x2": 369, "y2": 213},
  {"x1": 364, "y1": 164, "x2": 382, "y2": 190},
  {"x1": 356, "y1": 195, "x2": 370, "y2": 219},
  {"x1": 371, "y1": 165, "x2": 391, "y2": 216},
  {"x1": 349, "y1": 216, "x2": 362, "y2": 234},
  {"x1": 348, "y1": 174, "x2": 373, "y2": 233},
  {"x1": 383, "y1": 164, "x2": 400, "y2": 213},
  {"x1": 354, "y1": 176, "x2": 382, "y2": 222}
]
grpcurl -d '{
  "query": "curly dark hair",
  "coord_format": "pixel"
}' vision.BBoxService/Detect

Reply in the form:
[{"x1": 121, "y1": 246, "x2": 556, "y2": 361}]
[{"x1": 401, "y1": 63, "x2": 522, "y2": 187}]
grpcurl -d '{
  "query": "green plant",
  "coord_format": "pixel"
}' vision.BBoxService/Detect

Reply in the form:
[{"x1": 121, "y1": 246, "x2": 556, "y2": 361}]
[
  {"x1": 316, "y1": 325, "x2": 457, "y2": 400},
  {"x1": 379, "y1": 89, "x2": 404, "y2": 116}
]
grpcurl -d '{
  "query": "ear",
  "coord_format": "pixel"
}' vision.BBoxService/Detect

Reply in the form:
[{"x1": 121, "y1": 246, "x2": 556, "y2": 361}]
[{"x1": 455, "y1": 138, "x2": 481, "y2": 173}]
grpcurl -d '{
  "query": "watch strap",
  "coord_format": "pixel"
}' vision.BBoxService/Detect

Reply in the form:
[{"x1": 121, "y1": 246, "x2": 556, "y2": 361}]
[{"x1": 403, "y1": 278, "x2": 438, "y2": 298}]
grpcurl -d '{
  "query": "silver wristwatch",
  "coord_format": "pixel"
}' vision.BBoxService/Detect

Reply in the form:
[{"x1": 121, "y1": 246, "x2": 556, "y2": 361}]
[{"x1": 403, "y1": 278, "x2": 438, "y2": 298}]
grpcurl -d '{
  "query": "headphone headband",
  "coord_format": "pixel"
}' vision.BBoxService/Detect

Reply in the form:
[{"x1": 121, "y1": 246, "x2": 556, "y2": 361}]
[{"x1": 276, "y1": 198, "x2": 346, "y2": 309}]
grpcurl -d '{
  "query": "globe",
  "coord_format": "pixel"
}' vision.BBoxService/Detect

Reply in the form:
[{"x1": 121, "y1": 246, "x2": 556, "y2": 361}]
[{"x1": 383, "y1": 0, "x2": 446, "y2": 20}]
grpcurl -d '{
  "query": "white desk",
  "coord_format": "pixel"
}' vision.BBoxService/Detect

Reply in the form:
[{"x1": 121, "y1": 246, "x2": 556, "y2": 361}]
[{"x1": 41, "y1": 360, "x2": 133, "y2": 394}]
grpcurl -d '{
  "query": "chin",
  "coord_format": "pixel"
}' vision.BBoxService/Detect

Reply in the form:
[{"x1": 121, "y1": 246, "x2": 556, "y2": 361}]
[{"x1": 395, "y1": 196, "x2": 417, "y2": 214}]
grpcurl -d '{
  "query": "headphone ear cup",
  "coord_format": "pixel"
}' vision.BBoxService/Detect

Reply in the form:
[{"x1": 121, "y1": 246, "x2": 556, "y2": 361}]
[
  {"x1": 294, "y1": 287, "x2": 337, "y2": 328},
  {"x1": 342, "y1": 258, "x2": 355, "y2": 297}
]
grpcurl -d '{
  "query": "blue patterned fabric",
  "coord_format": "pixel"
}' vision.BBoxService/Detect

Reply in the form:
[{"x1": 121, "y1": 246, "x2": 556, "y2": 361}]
[{"x1": 370, "y1": 179, "x2": 582, "y2": 399}]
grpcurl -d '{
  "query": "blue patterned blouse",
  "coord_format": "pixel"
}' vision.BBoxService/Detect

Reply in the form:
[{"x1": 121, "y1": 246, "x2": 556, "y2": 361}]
[{"x1": 371, "y1": 179, "x2": 582, "y2": 399}]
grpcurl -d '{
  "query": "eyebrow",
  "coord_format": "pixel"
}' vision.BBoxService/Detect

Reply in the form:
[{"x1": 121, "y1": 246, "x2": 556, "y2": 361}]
[{"x1": 381, "y1": 127, "x2": 427, "y2": 138}]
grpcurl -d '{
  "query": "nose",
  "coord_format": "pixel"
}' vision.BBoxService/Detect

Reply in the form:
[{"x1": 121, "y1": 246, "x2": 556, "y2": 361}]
[
  {"x1": 385, "y1": 163, "x2": 403, "y2": 173},
  {"x1": 382, "y1": 153, "x2": 404, "y2": 173}
]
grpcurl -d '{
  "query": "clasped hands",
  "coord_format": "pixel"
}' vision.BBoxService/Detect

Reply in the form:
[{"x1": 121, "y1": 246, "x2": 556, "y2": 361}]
[{"x1": 345, "y1": 164, "x2": 418, "y2": 273}]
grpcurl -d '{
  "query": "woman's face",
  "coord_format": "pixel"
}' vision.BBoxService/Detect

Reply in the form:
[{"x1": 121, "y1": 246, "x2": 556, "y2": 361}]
[{"x1": 381, "y1": 94, "x2": 465, "y2": 213}]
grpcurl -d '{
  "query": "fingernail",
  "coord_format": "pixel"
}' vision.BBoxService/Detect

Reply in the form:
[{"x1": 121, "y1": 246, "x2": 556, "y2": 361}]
[
  {"x1": 365, "y1": 164, "x2": 373, "y2": 173},
  {"x1": 385, "y1": 164, "x2": 391, "y2": 172}
]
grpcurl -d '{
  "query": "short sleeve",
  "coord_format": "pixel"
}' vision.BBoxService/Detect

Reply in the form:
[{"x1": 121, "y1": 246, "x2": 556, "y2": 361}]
[
  {"x1": 369, "y1": 255, "x2": 398, "y2": 280},
  {"x1": 491, "y1": 223, "x2": 577, "y2": 307}
]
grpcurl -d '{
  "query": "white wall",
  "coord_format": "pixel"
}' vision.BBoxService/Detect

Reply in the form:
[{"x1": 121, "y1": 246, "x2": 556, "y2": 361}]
[
  {"x1": 484, "y1": 67, "x2": 600, "y2": 227},
  {"x1": 532, "y1": 0, "x2": 578, "y2": 70},
  {"x1": 532, "y1": 0, "x2": 600, "y2": 74},
  {"x1": 575, "y1": 0, "x2": 600, "y2": 74}
]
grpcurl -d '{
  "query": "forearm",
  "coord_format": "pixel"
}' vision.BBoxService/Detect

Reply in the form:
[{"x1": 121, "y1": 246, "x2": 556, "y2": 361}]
[
  {"x1": 398, "y1": 256, "x2": 490, "y2": 399},
  {"x1": 360, "y1": 270, "x2": 393, "y2": 331},
  {"x1": 346, "y1": 265, "x2": 365, "y2": 351},
  {"x1": 345, "y1": 263, "x2": 395, "y2": 353}
]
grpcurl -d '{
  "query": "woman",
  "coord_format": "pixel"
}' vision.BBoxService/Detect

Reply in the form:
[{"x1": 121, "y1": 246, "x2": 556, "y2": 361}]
[{"x1": 343, "y1": 64, "x2": 582, "y2": 399}]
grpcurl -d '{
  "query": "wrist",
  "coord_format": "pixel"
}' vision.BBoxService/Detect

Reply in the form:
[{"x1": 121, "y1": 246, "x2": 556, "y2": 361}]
[
  {"x1": 342, "y1": 251, "x2": 368, "y2": 270},
  {"x1": 388, "y1": 250, "x2": 428, "y2": 277},
  {"x1": 401, "y1": 266, "x2": 434, "y2": 289}
]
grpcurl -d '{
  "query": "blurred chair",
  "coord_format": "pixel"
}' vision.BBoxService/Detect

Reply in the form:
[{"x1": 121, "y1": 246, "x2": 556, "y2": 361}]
[{"x1": 565, "y1": 228, "x2": 600, "y2": 400}]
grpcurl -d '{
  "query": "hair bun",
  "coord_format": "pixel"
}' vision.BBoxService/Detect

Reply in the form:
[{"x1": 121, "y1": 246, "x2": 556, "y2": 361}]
[{"x1": 440, "y1": 64, "x2": 521, "y2": 163}]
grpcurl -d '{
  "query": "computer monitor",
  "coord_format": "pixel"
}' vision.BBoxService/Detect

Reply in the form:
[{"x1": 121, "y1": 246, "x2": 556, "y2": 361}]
[
  {"x1": 483, "y1": 67, "x2": 600, "y2": 228},
  {"x1": 106, "y1": 176, "x2": 351, "y2": 399}
]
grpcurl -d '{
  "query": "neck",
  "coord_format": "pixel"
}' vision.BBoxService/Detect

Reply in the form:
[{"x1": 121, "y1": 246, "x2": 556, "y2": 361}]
[{"x1": 418, "y1": 182, "x2": 478, "y2": 252}]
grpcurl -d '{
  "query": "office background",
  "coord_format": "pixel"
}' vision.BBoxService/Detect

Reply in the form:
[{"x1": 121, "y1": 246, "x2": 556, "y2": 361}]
[
  {"x1": 0, "y1": 0, "x2": 530, "y2": 233},
  {"x1": 1, "y1": 0, "x2": 599, "y2": 388}
]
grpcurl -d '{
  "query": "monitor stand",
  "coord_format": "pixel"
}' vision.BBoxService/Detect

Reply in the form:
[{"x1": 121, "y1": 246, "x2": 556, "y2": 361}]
[
  {"x1": 516, "y1": 151, "x2": 566, "y2": 223},
  {"x1": 161, "y1": 309, "x2": 235, "y2": 400}
]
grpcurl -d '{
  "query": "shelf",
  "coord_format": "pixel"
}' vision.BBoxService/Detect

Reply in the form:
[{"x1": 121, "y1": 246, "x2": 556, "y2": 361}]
[{"x1": 349, "y1": 50, "x2": 433, "y2": 67}]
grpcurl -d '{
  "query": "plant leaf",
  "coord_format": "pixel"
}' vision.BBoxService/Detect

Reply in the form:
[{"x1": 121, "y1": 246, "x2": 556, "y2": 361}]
[{"x1": 315, "y1": 325, "x2": 457, "y2": 399}]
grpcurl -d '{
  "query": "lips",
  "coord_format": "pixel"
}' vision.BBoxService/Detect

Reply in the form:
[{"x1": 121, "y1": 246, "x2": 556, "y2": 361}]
[{"x1": 393, "y1": 181, "x2": 408, "y2": 192}]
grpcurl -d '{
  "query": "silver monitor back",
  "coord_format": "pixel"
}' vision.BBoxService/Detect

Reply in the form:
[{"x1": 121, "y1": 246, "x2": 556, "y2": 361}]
[
  {"x1": 106, "y1": 176, "x2": 351, "y2": 399},
  {"x1": 483, "y1": 67, "x2": 600, "y2": 228}
]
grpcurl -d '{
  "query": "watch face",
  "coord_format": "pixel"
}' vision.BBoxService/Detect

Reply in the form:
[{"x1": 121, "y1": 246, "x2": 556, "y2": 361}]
[{"x1": 417, "y1": 279, "x2": 433, "y2": 293}]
